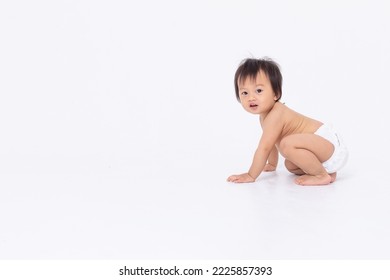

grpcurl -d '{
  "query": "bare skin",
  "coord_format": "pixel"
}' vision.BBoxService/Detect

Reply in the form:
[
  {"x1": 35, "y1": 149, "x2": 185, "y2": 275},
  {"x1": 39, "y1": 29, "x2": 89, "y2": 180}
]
[
  {"x1": 284, "y1": 160, "x2": 337, "y2": 185},
  {"x1": 227, "y1": 71, "x2": 336, "y2": 186}
]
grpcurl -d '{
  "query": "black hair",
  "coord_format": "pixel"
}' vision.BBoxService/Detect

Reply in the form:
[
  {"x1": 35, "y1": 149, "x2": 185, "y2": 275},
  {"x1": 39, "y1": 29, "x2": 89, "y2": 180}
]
[{"x1": 234, "y1": 57, "x2": 282, "y2": 102}]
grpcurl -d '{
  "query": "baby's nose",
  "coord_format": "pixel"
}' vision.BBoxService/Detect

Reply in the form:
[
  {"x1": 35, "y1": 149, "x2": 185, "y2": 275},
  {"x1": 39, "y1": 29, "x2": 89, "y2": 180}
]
[{"x1": 248, "y1": 92, "x2": 256, "y2": 100}]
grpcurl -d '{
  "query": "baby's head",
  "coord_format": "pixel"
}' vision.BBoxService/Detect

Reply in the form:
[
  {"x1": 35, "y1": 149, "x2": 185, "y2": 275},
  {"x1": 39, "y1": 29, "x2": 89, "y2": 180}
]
[{"x1": 234, "y1": 57, "x2": 282, "y2": 102}]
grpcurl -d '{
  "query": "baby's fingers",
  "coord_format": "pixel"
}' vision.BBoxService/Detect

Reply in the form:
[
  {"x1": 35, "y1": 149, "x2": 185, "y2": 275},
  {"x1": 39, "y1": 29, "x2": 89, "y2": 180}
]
[
  {"x1": 228, "y1": 176, "x2": 247, "y2": 183},
  {"x1": 227, "y1": 175, "x2": 238, "y2": 182},
  {"x1": 227, "y1": 176, "x2": 234, "y2": 182}
]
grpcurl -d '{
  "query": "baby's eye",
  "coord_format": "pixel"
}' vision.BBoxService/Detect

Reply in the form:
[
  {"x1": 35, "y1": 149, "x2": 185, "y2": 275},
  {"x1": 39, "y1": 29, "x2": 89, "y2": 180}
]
[
  {"x1": 241, "y1": 91, "x2": 248, "y2": 96},
  {"x1": 256, "y1": 89, "x2": 263, "y2": 94}
]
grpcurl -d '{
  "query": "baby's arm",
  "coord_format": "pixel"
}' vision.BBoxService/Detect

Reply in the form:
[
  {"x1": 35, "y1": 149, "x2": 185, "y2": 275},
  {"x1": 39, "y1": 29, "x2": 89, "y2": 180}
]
[
  {"x1": 227, "y1": 145, "x2": 270, "y2": 183},
  {"x1": 263, "y1": 145, "x2": 278, "y2": 172},
  {"x1": 247, "y1": 140, "x2": 274, "y2": 179},
  {"x1": 227, "y1": 109, "x2": 283, "y2": 183}
]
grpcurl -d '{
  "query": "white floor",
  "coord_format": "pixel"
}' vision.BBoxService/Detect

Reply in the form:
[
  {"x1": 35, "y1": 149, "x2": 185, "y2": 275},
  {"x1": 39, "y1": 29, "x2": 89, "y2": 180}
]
[{"x1": 1, "y1": 139, "x2": 389, "y2": 260}]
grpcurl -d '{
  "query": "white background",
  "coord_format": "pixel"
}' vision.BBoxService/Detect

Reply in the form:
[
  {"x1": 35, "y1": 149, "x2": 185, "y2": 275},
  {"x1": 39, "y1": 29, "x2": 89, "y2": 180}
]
[{"x1": 0, "y1": 0, "x2": 389, "y2": 259}]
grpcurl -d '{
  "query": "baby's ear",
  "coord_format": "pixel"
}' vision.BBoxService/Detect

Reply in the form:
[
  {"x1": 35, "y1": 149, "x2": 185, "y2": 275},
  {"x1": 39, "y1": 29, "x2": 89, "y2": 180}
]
[{"x1": 275, "y1": 91, "x2": 282, "y2": 101}]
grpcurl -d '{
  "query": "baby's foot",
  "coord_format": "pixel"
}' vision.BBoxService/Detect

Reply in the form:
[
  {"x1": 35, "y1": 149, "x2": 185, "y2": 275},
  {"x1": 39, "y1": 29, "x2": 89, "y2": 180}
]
[
  {"x1": 329, "y1": 172, "x2": 337, "y2": 183},
  {"x1": 294, "y1": 173, "x2": 334, "y2": 186}
]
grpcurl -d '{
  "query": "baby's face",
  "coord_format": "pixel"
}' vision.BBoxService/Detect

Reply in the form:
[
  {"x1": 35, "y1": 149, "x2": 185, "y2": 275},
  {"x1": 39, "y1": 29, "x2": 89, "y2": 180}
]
[{"x1": 238, "y1": 70, "x2": 278, "y2": 116}]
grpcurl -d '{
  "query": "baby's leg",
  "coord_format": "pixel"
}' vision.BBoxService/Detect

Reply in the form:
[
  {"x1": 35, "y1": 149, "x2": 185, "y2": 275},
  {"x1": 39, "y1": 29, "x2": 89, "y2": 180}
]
[
  {"x1": 279, "y1": 134, "x2": 335, "y2": 186},
  {"x1": 284, "y1": 159, "x2": 305, "y2": 175},
  {"x1": 285, "y1": 159, "x2": 337, "y2": 184}
]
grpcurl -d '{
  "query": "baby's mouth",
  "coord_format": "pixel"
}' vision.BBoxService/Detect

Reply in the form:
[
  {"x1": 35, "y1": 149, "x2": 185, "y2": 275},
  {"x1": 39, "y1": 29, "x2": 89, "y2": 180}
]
[{"x1": 250, "y1": 104, "x2": 258, "y2": 108}]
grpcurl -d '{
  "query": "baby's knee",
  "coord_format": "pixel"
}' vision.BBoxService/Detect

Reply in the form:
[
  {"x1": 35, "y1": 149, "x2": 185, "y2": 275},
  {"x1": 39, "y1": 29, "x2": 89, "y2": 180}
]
[
  {"x1": 284, "y1": 159, "x2": 294, "y2": 170},
  {"x1": 284, "y1": 160, "x2": 304, "y2": 175},
  {"x1": 279, "y1": 136, "x2": 295, "y2": 157}
]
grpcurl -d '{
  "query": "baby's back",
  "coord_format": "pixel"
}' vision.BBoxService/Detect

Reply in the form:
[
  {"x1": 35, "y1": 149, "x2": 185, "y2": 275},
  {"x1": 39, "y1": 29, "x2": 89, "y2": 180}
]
[{"x1": 278, "y1": 103, "x2": 323, "y2": 139}]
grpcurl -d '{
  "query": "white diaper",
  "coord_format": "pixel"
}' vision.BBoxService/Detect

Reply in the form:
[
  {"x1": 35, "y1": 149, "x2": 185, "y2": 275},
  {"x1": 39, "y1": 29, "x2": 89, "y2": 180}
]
[{"x1": 314, "y1": 124, "x2": 349, "y2": 173}]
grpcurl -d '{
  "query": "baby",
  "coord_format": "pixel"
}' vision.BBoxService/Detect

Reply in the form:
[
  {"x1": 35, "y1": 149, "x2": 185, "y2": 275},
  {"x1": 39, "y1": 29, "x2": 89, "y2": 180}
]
[{"x1": 227, "y1": 58, "x2": 348, "y2": 185}]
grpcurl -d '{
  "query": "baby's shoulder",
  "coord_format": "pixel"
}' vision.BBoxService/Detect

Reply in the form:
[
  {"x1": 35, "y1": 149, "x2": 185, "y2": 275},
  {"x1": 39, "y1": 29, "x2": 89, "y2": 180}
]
[
  {"x1": 267, "y1": 102, "x2": 289, "y2": 120},
  {"x1": 262, "y1": 103, "x2": 288, "y2": 127}
]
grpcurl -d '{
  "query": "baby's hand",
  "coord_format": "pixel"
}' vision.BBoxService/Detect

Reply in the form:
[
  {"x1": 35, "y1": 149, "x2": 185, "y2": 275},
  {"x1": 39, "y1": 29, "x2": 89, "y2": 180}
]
[
  {"x1": 263, "y1": 163, "x2": 276, "y2": 172},
  {"x1": 227, "y1": 173, "x2": 255, "y2": 183}
]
